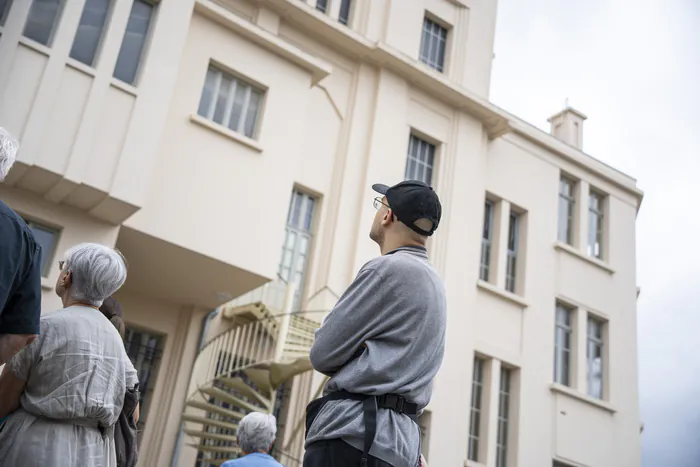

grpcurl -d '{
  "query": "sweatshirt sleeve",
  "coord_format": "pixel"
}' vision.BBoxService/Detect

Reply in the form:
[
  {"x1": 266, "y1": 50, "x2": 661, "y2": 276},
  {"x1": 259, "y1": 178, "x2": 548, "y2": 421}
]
[{"x1": 309, "y1": 267, "x2": 383, "y2": 375}]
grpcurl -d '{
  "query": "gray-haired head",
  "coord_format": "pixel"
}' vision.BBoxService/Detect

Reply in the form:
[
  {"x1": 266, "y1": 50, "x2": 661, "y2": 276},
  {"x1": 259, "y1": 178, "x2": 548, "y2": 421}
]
[
  {"x1": 60, "y1": 243, "x2": 127, "y2": 308},
  {"x1": 237, "y1": 412, "x2": 277, "y2": 454},
  {"x1": 0, "y1": 127, "x2": 19, "y2": 182}
]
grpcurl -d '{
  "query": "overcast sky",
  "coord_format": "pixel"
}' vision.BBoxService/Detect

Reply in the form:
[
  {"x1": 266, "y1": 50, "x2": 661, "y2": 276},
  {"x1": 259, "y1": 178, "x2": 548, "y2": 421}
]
[{"x1": 490, "y1": 0, "x2": 700, "y2": 465}]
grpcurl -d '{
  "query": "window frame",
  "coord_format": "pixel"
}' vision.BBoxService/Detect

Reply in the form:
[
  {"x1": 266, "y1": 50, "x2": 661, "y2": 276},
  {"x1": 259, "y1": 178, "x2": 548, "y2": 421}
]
[
  {"x1": 419, "y1": 13, "x2": 449, "y2": 73},
  {"x1": 112, "y1": 0, "x2": 156, "y2": 86},
  {"x1": 69, "y1": 0, "x2": 112, "y2": 67},
  {"x1": 496, "y1": 366, "x2": 512, "y2": 467},
  {"x1": 554, "y1": 302, "x2": 573, "y2": 386},
  {"x1": 467, "y1": 357, "x2": 485, "y2": 462},
  {"x1": 278, "y1": 189, "x2": 318, "y2": 311},
  {"x1": 22, "y1": 217, "x2": 61, "y2": 278},
  {"x1": 558, "y1": 176, "x2": 576, "y2": 245},
  {"x1": 22, "y1": 0, "x2": 66, "y2": 47},
  {"x1": 338, "y1": 0, "x2": 353, "y2": 25},
  {"x1": 505, "y1": 211, "x2": 520, "y2": 293},
  {"x1": 197, "y1": 63, "x2": 267, "y2": 141},
  {"x1": 480, "y1": 200, "x2": 495, "y2": 282},
  {"x1": 405, "y1": 133, "x2": 437, "y2": 186},
  {"x1": 587, "y1": 190, "x2": 605, "y2": 259},
  {"x1": 0, "y1": 0, "x2": 14, "y2": 28},
  {"x1": 586, "y1": 315, "x2": 606, "y2": 399}
]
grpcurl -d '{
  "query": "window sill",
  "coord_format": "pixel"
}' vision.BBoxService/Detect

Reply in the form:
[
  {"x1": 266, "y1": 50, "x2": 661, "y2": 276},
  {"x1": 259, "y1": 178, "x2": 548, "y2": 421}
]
[
  {"x1": 476, "y1": 280, "x2": 529, "y2": 308},
  {"x1": 66, "y1": 58, "x2": 97, "y2": 78},
  {"x1": 189, "y1": 114, "x2": 263, "y2": 153},
  {"x1": 17, "y1": 36, "x2": 52, "y2": 57},
  {"x1": 464, "y1": 460, "x2": 486, "y2": 467},
  {"x1": 550, "y1": 383, "x2": 617, "y2": 414},
  {"x1": 554, "y1": 241, "x2": 615, "y2": 275},
  {"x1": 110, "y1": 79, "x2": 138, "y2": 97}
]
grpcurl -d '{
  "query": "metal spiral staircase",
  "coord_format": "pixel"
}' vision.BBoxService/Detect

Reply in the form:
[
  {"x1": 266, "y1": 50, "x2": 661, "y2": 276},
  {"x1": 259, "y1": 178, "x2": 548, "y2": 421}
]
[{"x1": 182, "y1": 281, "x2": 320, "y2": 466}]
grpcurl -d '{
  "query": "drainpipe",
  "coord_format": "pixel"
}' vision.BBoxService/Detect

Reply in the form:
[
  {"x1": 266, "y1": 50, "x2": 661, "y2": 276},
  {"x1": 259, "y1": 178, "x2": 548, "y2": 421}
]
[{"x1": 170, "y1": 308, "x2": 220, "y2": 467}]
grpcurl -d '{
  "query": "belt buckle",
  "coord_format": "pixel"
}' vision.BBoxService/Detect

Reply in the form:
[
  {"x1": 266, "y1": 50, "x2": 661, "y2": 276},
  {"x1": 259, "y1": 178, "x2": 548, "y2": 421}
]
[{"x1": 396, "y1": 396, "x2": 404, "y2": 412}]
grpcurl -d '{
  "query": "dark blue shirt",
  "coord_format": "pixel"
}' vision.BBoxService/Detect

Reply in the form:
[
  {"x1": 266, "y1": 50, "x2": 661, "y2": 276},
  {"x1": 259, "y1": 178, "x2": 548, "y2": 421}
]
[
  {"x1": 220, "y1": 453, "x2": 283, "y2": 467},
  {"x1": 0, "y1": 199, "x2": 41, "y2": 335}
]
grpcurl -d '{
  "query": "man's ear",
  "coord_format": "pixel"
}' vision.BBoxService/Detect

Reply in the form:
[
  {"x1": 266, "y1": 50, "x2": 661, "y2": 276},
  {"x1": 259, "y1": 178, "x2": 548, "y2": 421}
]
[{"x1": 382, "y1": 208, "x2": 394, "y2": 226}]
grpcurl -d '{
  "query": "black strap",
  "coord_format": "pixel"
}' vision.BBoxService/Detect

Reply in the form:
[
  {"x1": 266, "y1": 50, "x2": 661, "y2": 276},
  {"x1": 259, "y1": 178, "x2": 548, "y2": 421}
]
[{"x1": 307, "y1": 390, "x2": 418, "y2": 465}]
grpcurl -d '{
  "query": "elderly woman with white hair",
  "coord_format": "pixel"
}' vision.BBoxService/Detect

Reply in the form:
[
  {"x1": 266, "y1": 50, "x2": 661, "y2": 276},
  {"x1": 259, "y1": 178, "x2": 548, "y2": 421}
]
[
  {"x1": 0, "y1": 243, "x2": 138, "y2": 467},
  {"x1": 221, "y1": 412, "x2": 284, "y2": 467}
]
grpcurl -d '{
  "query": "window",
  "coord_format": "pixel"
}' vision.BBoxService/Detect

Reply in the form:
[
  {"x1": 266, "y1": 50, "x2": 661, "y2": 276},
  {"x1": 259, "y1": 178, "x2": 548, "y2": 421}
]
[
  {"x1": 558, "y1": 177, "x2": 575, "y2": 244},
  {"x1": 480, "y1": 200, "x2": 494, "y2": 281},
  {"x1": 554, "y1": 303, "x2": 573, "y2": 386},
  {"x1": 496, "y1": 367, "x2": 512, "y2": 467},
  {"x1": 278, "y1": 190, "x2": 316, "y2": 310},
  {"x1": 468, "y1": 358, "x2": 485, "y2": 462},
  {"x1": 113, "y1": 0, "x2": 154, "y2": 85},
  {"x1": 505, "y1": 212, "x2": 519, "y2": 293},
  {"x1": 23, "y1": 0, "x2": 65, "y2": 46},
  {"x1": 124, "y1": 326, "x2": 164, "y2": 439},
  {"x1": 24, "y1": 219, "x2": 59, "y2": 278},
  {"x1": 587, "y1": 191, "x2": 604, "y2": 259},
  {"x1": 315, "y1": 0, "x2": 328, "y2": 13},
  {"x1": 0, "y1": 0, "x2": 13, "y2": 28},
  {"x1": 587, "y1": 316, "x2": 604, "y2": 399},
  {"x1": 197, "y1": 65, "x2": 265, "y2": 139},
  {"x1": 70, "y1": 0, "x2": 111, "y2": 66},
  {"x1": 338, "y1": 0, "x2": 352, "y2": 25},
  {"x1": 405, "y1": 135, "x2": 435, "y2": 185},
  {"x1": 419, "y1": 16, "x2": 447, "y2": 72}
]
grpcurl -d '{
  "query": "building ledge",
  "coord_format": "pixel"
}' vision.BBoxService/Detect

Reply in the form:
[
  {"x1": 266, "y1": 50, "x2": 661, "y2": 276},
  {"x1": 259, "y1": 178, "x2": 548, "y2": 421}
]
[
  {"x1": 465, "y1": 460, "x2": 485, "y2": 467},
  {"x1": 476, "y1": 280, "x2": 529, "y2": 308},
  {"x1": 554, "y1": 241, "x2": 615, "y2": 275},
  {"x1": 190, "y1": 114, "x2": 264, "y2": 152},
  {"x1": 550, "y1": 383, "x2": 617, "y2": 414},
  {"x1": 194, "y1": 0, "x2": 332, "y2": 84}
]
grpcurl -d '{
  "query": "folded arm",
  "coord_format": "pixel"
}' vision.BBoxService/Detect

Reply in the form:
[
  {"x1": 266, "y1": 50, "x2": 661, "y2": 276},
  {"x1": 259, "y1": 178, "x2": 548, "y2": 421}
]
[
  {"x1": 309, "y1": 268, "x2": 383, "y2": 375},
  {"x1": 0, "y1": 363, "x2": 25, "y2": 418}
]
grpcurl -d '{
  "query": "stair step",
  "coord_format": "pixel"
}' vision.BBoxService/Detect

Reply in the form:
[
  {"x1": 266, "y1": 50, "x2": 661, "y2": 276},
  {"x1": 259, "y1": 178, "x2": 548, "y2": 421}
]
[
  {"x1": 217, "y1": 377, "x2": 272, "y2": 408},
  {"x1": 181, "y1": 414, "x2": 239, "y2": 431},
  {"x1": 244, "y1": 367, "x2": 272, "y2": 393},
  {"x1": 185, "y1": 400, "x2": 246, "y2": 421},
  {"x1": 187, "y1": 444, "x2": 241, "y2": 455},
  {"x1": 283, "y1": 343, "x2": 312, "y2": 353},
  {"x1": 199, "y1": 386, "x2": 267, "y2": 414},
  {"x1": 184, "y1": 429, "x2": 237, "y2": 443}
]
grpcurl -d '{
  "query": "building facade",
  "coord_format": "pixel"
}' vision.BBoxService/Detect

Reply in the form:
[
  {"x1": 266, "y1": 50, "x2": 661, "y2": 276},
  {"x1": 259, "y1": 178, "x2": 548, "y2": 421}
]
[{"x1": 0, "y1": 0, "x2": 643, "y2": 466}]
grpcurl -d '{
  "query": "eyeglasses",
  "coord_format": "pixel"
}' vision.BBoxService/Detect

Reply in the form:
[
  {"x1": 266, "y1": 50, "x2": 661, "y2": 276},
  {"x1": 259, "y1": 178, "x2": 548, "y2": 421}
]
[
  {"x1": 58, "y1": 260, "x2": 65, "y2": 271},
  {"x1": 373, "y1": 197, "x2": 390, "y2": 211}
]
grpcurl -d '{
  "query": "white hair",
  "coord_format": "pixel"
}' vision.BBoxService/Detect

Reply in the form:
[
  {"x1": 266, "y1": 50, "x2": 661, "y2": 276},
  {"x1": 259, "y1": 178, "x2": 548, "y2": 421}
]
[
  {"x1": 0, "y1": 127, "x2": 19, "y2": 182},
  {"x1": 64, "y1": 243, "x2": 127, "y2": 307},
  {"x1": 237, "y1": 412, "x2": 277, "y2": 454}
]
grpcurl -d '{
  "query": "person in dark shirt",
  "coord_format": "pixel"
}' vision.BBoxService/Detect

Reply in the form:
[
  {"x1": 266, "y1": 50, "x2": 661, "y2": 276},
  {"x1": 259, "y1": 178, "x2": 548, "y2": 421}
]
[{"x1": 0, "y1": 127, "x2": 42, "y2": 365}]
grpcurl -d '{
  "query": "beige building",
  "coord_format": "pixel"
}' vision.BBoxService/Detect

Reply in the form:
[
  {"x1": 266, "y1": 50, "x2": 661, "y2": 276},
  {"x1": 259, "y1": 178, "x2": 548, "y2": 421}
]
[{"x1": 0, "y1": 0, "x2": 643, "y2": 466}]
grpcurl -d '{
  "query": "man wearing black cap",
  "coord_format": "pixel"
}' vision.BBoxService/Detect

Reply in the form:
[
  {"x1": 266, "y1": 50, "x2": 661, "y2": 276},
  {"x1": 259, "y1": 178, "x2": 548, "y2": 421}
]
[{"x1": 304, "y1": 181, "x2": 447, "y2": 467}]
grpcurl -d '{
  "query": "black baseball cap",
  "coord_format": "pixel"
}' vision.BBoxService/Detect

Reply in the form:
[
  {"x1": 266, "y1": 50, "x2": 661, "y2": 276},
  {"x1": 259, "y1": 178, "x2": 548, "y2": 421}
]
[{"x1": 372, "y1": 180, "x2": 442, "y2": 236}]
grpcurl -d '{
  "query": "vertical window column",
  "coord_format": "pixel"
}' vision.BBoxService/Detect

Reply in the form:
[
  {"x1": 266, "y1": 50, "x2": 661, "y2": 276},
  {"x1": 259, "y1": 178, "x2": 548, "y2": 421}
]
[
  {"x1": 586, "y1": 316, "x2": 605, "y2": 399},
  {"x1": 468, "y1": 358, "x2": 485, "y2": 462},
  {"x1": 479, "y1": 200, "x2": 495, "y2": 282},
  {"x1": 554, "y1": 303, "x2": 574, "y2": 386},
  {"x1": 575, "y1": 180, "x2": 590, "y2": 252}
]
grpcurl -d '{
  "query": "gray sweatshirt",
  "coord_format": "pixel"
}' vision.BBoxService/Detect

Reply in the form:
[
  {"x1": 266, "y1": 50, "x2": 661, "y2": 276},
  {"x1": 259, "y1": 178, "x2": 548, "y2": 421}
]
[{"x1": 306, "y1": 246, "x2": 447, "y2": 467}]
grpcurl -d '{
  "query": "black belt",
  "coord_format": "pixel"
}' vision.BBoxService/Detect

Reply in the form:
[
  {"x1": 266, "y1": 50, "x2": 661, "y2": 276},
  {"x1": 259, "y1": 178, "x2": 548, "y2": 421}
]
[{"x1": 305, "y1": 390, "x2": 419, "y2": 466}]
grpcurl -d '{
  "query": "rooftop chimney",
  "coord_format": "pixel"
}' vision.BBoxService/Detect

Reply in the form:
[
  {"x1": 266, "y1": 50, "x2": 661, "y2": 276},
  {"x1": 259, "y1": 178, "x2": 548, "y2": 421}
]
[{"x1": 547, "y1": 105, "x2": 587, "y2": 150}]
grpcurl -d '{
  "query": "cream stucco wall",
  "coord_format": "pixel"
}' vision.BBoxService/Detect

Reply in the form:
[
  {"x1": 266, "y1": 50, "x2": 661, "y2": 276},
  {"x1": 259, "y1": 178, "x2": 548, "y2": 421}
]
[{"x1": 0, "y1": 1, "x2": 641, "y2": 466}]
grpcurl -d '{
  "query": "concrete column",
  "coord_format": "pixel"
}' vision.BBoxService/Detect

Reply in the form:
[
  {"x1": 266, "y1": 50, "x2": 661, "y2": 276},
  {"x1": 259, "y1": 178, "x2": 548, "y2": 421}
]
[
  {"x1": 12, "y1": 0, "x2": 87, "y2": 167},
  {"x1": 493, "y1": 199, "x2": 511, "y2": 289},
  {"x1": 329, "y1": 0, "x2": 343, "y2": 21},
  {"x1": 255, "y1": 8, "x2": 281, "y2": 35}
]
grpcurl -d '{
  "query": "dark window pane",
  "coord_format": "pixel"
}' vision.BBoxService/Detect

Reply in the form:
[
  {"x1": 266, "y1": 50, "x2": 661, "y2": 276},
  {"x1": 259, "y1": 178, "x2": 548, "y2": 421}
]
[
  {"x1": 244, "y1": 90, "x2": 262, "y2": 138},
  {"x1": 338, "y1": 0, "x2": 352, "y2": 25},
  {"x1": 23, "y1": 0, "x2": 64, "y2": 46},
  {"x1": 113, "y1": 0, "x2": 154, "y2": 85},
  {"x1": 25, "y1": 221, "x2": 59, "y2": 277},
  {"x1": 70, "y1": 0, "x2": 111, "y2": 66},
  {"x1": 316, "y1": 0, "x2": 328, "y2": 13},
  {"x1": 197, "y1": 67, "x2": 218, "y2": 117},
  {"x1": 0, "y1": 0, "x2": 13, "y2": 27}
]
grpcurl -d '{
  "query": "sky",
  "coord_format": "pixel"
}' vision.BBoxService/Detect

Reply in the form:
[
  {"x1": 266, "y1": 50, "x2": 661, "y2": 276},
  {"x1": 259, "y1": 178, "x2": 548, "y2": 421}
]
[{"x1": 489, "y1": 0, "x2": 700, "y2": 465}]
